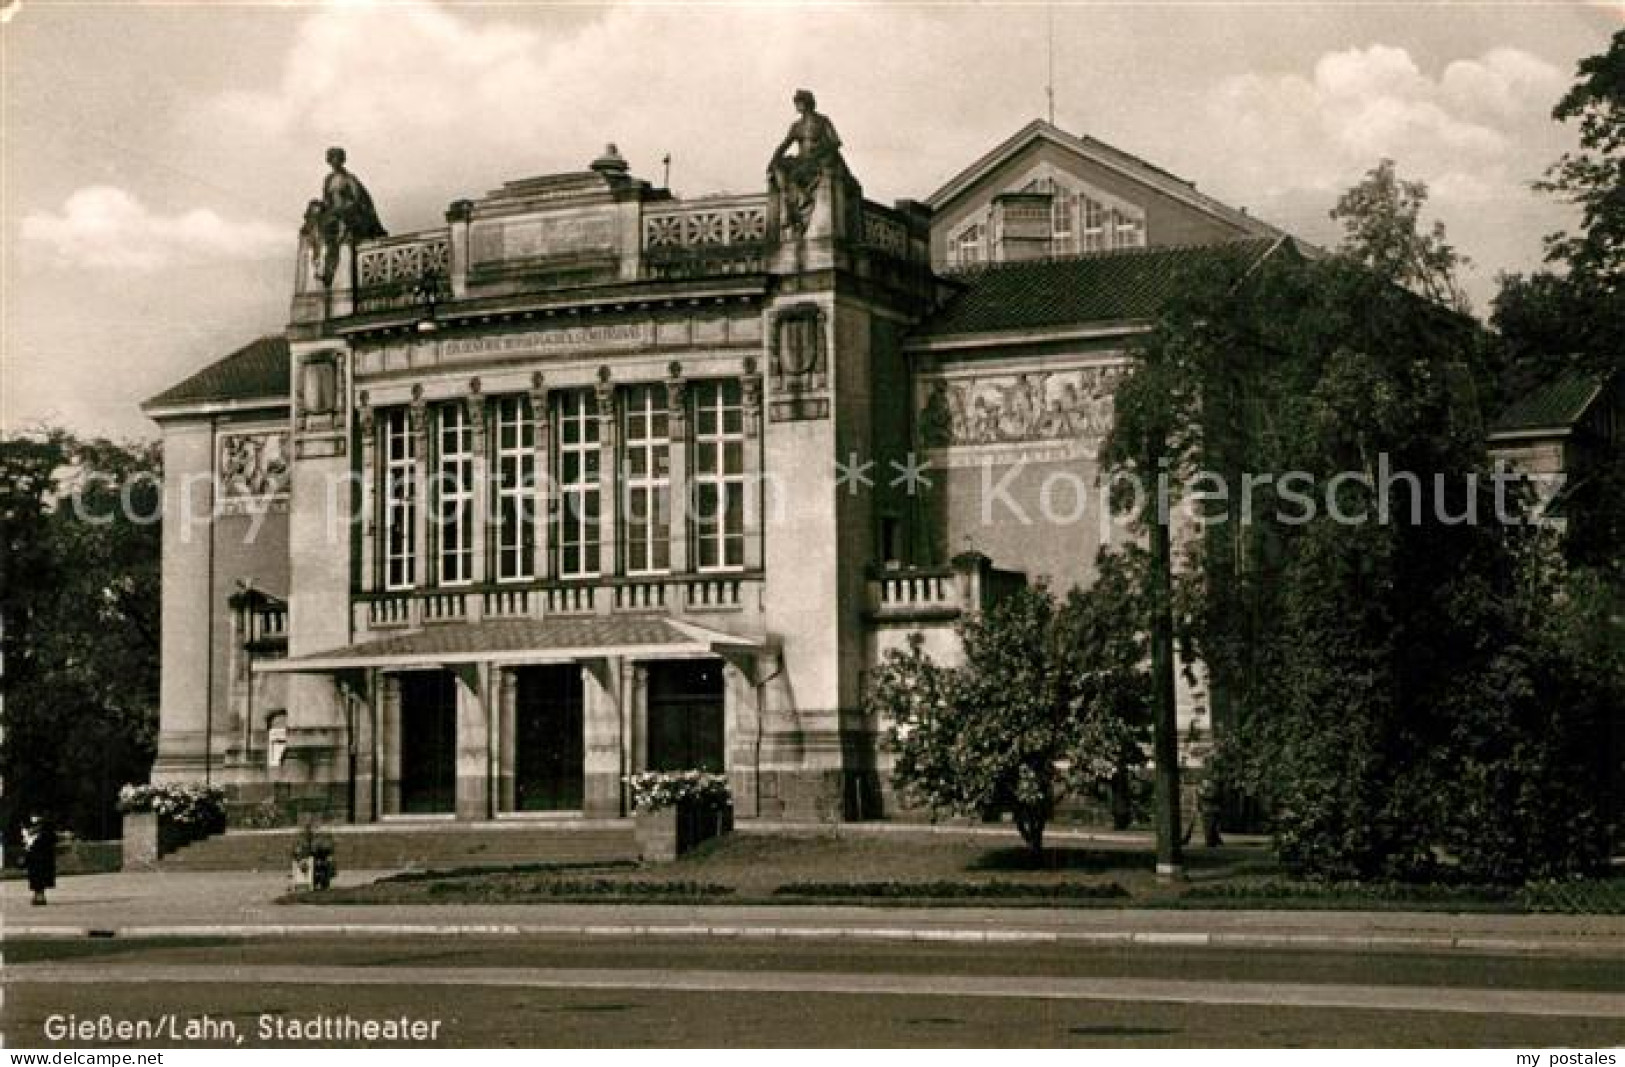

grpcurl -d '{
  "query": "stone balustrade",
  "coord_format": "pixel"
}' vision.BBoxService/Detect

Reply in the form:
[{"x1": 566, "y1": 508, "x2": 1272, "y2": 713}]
[{"x1": 355, "y1": 574, "x2": 761, "y2": 632}]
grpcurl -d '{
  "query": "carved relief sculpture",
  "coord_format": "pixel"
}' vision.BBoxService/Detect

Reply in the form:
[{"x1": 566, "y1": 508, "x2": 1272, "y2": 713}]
[
  {"x1": 219, "y1": 433, "x2": 291, "y2": 506},
  {"x1": 768, "y1": 304, "x2": 830, "y2": 422},
  {"x1": 917, "y1": 366, "x2": 1126, "y2": 451}
]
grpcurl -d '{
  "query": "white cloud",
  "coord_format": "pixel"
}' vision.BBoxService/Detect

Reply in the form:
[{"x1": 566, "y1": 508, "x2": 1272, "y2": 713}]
[
  {"x1": 193, "y1": 3, "x2": 1047, "y2": 229},
  {"x1": 1181, "y1": 43, "x2": 1578, "y2": 308},
  {"x1": 20, "y1": 186, "x2": 285, "y2": 272}
]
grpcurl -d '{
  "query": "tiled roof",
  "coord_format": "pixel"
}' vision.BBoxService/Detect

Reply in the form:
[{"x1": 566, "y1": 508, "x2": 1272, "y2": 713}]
[
  {"x1": 280, "y1": 616, "x2": 716, "y2": 668},
  {"x1": 143, "y1": 335, "x2": 290, "y2": 411},
  {"x1": 917, "y1": 240, "x2": 1279, "y2": 337},
  {"x1": 1490, "y1": 371, "x2": 1606, "y2": 434}
]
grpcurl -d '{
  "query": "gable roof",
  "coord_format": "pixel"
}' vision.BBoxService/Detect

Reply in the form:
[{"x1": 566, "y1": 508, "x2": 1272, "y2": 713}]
[
  {"x1": 915, "y1": 239, "x2": 1282, "y2": 338},
  {"x1": 927, "y1": 119, "x2": 1287, "y2": 243},
  {"x1": 142, "y1": 335, "x2": 290, "y2": 415},
  {"x1": 1489, "y1": 370, "x2": 1607, "y2": 436}
]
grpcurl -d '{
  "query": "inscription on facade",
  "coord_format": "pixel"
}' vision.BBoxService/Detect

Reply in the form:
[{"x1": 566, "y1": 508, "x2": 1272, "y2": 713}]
[
  {"x1": 442, "y1": 324, "x2": 653, "y2": 360},
  {"x1": 470, "y1": 211, "x2": 617, "y2": 265}
]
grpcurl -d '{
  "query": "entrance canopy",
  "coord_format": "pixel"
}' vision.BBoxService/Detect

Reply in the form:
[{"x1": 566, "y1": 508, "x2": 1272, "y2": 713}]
[{"x1": 257, "y1": 616, "x2": 765, "y2": 674}]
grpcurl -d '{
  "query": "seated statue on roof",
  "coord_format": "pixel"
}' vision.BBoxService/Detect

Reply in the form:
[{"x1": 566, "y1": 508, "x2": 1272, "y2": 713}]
[{"x1": 768, "y1": 90, "x2": 848, "y2": 239}]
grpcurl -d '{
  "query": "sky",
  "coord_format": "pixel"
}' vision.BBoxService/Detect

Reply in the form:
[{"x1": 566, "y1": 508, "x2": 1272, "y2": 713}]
[{"x1": 3, "y1": 1, "x2": 1619, "y2": 441}]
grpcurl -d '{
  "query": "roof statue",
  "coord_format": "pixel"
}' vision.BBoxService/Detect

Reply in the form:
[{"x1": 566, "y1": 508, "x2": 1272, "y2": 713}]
[
  {"x1": 768, "y1": 89, "x2": 847, "y2": 239},
  {"x1": 303, "y1": 147, "x2": 387, "y2": 285}
]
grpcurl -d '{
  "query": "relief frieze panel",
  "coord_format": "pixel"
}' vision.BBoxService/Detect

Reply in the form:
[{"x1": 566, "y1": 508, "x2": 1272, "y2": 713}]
[
  {"x1": 917, "y1": 364, "x2": 1125, "y2": 467},
  {"x1": 218, "y1": 431, "x2": 291, "y2": 512}
]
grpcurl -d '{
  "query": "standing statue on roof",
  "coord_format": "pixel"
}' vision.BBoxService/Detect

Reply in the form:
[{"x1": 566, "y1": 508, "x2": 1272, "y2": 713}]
[
  {"x1": 768, "y1": 90, "x2": 847, "y2": 237},
  {"x1": 305, "y1": 146, "x2": 386, "y2": 286}
]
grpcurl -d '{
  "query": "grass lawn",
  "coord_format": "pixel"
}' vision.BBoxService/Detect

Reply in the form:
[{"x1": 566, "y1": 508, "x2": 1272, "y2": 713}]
[{"x1": 290, "y1": 830, "x2": 1622, "y2": 912}]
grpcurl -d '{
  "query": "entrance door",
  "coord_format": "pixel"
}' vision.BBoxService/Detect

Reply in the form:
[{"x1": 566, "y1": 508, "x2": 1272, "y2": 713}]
[
  {"x1": 514, "y1": 665, "x2": 585, "y2": 811},
  {"x1": 399, "y1": 670, "x2": 457, "y2": 814},
  {"x1": 646, "y1": 660, "x2": 725, "y2": 773}
]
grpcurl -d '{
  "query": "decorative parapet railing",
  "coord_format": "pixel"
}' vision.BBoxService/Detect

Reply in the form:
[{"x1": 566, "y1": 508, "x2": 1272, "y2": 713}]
[
  {"x1": 865, "y1": 552, "x2": 1026, "y2": 623},
  {"x1": 354, "y1": 231, "x2": 452, "y2": 314},
  {"x1": 641, "y1": 197, "x2": 769, "y2": 280},
  {"x1": 355, "y1": 574, "x2": 759, "y2": 632},
  {"x1": 860, "y1": 203, "x2": 912, "y2": 259}
]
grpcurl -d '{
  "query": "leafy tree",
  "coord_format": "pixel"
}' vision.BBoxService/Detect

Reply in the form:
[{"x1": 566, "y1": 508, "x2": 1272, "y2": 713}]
[
  {"x1": 1, "y1": 430, "x2": 161, "y2": 842},
  {"x1": 1538, "y1": 28, "x2": 1625, "y2": 288},
  {"x1": 1108, "y1": 225, "x2": 1616, "y2": 881},
  {"x1": 1332, "y1": 159, "x2": 1472, "y2": 313},
  {"x1": 874, "y1": 562, "x2": 1150, "y2": 852}
]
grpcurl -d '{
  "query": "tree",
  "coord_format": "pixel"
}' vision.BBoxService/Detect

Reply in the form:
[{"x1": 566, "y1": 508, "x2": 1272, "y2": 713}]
[
  {"x1": 1108, "y1": 222, "x2": 1616, "y2": 881},
  {"x1": 873, "y1": 566, "x2": 1150, "y2": 852},
  {"x1": 1332, "y1": 159, "x2": 1472, "y2": 313},
  {"x1": 1538, "y1": 28, "x2": 1625, "y2": 289},
  {"x1": 1, "y1": 430, "x2": 162, "y2": 842}
]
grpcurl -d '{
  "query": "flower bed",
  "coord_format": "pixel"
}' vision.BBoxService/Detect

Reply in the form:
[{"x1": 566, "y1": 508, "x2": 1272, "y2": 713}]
[
  {"x1": 626, "y1": 771, "x2": 733, "y2": 863},
  {"x1": 118, "y1": 782, "x2": 227, "y2": 867}
]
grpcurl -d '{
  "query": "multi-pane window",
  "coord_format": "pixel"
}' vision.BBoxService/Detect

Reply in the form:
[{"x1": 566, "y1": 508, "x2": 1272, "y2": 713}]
[
  {"x1": 691, "y1": 380, "x2": 746, "y2": 571},
  {"x1": 1115, "y1": 212, "x2": 1146, "y2": 249},
  {"x1": 1051, "y1": 193, "x2": 1074, "y2": 254},
  {"x1": 492, "y1": 396, "x2": 536, "y2": 582},
  {"x1": 622, "y1": 384, "x2": 671, "y2": 575},
  {"x1": 435, "y1": 403, "x2": 474, "y2": 586},
  {"x1": 381, "y1": 408, "x2": 416, "y2": 591},
  {"x1": 556, "y1": 390, "x2": 601, "y2": 578},
  {"x1": 1081, "y1": 197, "x2": 1106, "y2": 252},
  {"x1": 953, "y1": 223, "x2": 985, "y2": 266}
]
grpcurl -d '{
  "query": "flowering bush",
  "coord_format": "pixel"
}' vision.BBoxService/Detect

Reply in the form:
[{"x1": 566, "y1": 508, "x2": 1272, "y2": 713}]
[
  {"x1": 117, "y1": 782, "x2": 227, "y2": 831},
  {"x1": 624, "y1": 770, "x2": 730, "y2": 813}
]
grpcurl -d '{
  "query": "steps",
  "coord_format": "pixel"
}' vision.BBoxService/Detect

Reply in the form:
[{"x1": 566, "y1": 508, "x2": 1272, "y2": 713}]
[{"x1": 158, "y1": 820, "x2": 639, "y2": 873}]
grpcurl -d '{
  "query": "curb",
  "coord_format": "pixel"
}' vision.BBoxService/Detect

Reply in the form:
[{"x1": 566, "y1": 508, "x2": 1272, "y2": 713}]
[{"x1": 5, "y1": 923, "x2": 1619, "y2": 956}]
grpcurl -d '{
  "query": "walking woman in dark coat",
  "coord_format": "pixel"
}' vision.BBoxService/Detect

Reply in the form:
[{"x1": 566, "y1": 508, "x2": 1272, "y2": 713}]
[{"x1": 23, "y1": 814, "x2": 56, "y2": 905}]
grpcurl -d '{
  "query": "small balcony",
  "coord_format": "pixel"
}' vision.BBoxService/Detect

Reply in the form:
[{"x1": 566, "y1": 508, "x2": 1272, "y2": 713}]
[
  {"x1": 355, "y1": 574, "x2": 762, "y2": 633},
  {"x1": 865, "y1": 552, "x2": 1025, "y2": 623}
]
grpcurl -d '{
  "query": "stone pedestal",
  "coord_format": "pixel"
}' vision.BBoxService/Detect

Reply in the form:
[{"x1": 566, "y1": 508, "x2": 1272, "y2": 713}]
[{"x1": 635, "y1": 801, "x2": 733, "y2": 863}]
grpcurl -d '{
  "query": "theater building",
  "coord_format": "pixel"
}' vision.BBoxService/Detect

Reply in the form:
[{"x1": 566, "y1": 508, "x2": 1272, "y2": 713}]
[{"x1": 142, "y1": 108, "x2": 1293, "y2": 824}]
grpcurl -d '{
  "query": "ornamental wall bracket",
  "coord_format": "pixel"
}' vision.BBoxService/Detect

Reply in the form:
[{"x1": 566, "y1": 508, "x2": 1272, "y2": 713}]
[
  {"x1": 595, "y1": 365, "x2": 615, "y2": 421},
  {"x1": 742, "y1": 355, "x2": 763, "y2": 437},
  {"x1": 466, "y1": 377, "x2": 486, "y2": 445},
  {"x1": 665, "y1": 361, "x2": 688, "y2": 428},
  {"x1": 408, "y1": 383, "x2": 428, "y2": 438},
  {"x1": 529, "y1": 371, "x2": 550, "y2": 436}
]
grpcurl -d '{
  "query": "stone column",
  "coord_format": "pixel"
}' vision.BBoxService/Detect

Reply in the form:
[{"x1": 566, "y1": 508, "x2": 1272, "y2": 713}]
[
  {"x1": 497, "y1": 667, "x2": 517, "y2": 813},
  {"x1": 664, "y1": 363, "x2": 689, "y2": 574},
  {"x1": 530, "y1": 373, "x2": 552, "y2": 584},
  {"x1": 465, "y1": 378, "x2": 488, "y2": 598},
  {"x1": 409, "y1": 386, "x2": 430, "y2": 606},
  {"x1": 454, "y1": 663, "x2": 492, "y2": 820},
  {"x1": 742, "y1": 358, "x2": 764, "y2": 572},
  {"x1": 582, "y1": 659, "x2": 625, "y2": 817},
  {"x1": 380, "y1": 673, "x2": 401, "y2": 816},
  {"x1": 594, "y1": 366, "x2": 618, "y2": 582},
  {"x1": 358, "y1": 392, "x2": 377, "y2": 593}
]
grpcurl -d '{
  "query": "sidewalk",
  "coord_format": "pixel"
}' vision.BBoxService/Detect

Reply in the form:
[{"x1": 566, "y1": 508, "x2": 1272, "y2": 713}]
[{"x1": 5, "y1": 869, "x2": 1622, "y2": 955}]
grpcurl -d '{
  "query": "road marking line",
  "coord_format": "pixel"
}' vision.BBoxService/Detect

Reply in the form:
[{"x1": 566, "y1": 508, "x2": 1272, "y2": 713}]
[{"x1": 8, "y1": 964, "x2": 1624, "y2": 1019}]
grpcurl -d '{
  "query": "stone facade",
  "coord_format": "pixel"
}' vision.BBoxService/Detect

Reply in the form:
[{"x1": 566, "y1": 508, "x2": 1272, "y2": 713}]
[{"x1": 145, "y1": 112, "x2": 1272, "y2": 824}]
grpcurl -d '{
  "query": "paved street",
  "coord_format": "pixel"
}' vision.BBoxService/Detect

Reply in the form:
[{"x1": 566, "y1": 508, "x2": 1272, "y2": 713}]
[
  {"x1": 6, "y1": 935, "x2": 1625, "y2": 1047},
  {"x1": 5, "y1": 871, "x2": 1625, "y2": 1046}
]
